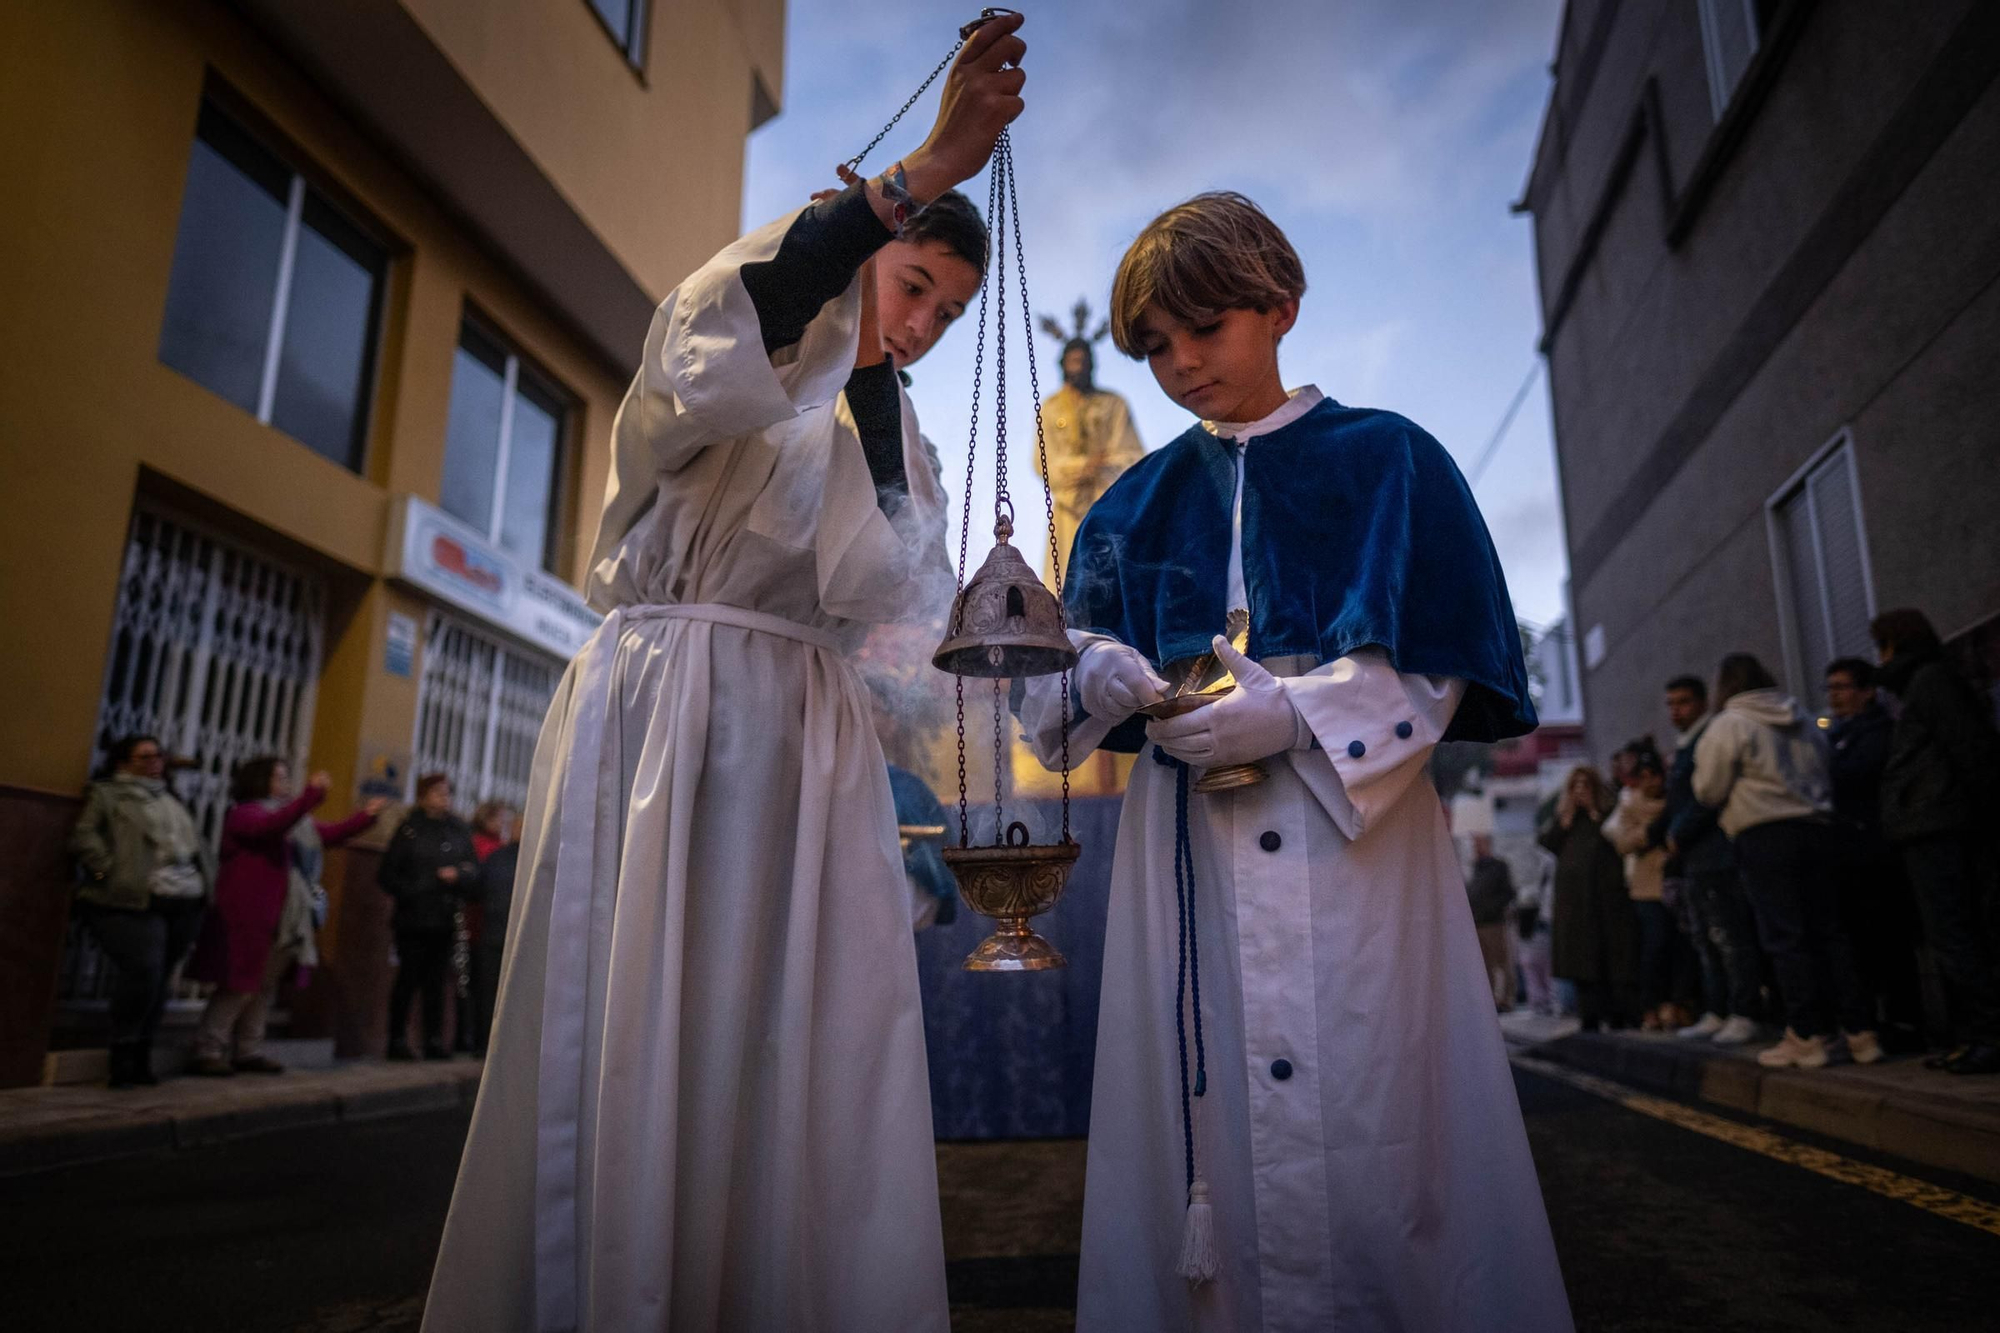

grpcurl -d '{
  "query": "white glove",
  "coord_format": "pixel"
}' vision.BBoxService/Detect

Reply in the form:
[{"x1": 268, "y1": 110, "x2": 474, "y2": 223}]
[
  {"x1": 1147, "y1": 636, "x2": 1310, "y2": 768},
  {"x1": 1074, "y1": 638, "x2": 1169, "y2": 724}
]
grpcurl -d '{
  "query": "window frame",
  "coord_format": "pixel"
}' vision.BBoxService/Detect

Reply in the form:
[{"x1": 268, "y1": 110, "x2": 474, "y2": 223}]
[
  {"x1": 1697, "y1": 0, "x2": 1765, "y2": 121},
  {"x1": 443, "y1": 313, "x2": 576, "y2": 575},
  {"x1": 584, "y1": 0, "x2": 649, "y2": 72},
  {"x1": 158, "y1": 95, "x2": 392, "y2": 474},
  {"x1": 1764, "y1": 429, "x2": 1879, "y2": 706}
]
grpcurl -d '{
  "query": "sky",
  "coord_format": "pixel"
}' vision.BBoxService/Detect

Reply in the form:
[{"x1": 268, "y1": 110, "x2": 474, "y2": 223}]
[{"x1": 742, "y1": 0, "x2": 1572, "y2": 629}]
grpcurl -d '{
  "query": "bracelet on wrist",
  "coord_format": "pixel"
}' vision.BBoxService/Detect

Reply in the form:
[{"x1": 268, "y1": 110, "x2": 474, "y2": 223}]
[{"x1": 876, "y1": 160, "x2": 920, "y2": 237}]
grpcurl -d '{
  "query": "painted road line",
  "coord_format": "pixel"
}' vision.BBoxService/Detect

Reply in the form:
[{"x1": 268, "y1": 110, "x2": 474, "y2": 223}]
[{"x1": 1510, "y1": 1054, "x2": 2000, "y2": 1239}]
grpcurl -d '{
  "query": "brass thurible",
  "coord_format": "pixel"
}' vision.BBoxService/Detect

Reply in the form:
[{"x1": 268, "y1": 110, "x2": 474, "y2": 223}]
[
  {"x1": 1136, "y1": 609, "x2": 1270, "y2": 794},
  {"x1": 902, "y1": 12, "x2": 1082, "y2": 972},
  {"x1": 943, "y1": 821, "x2": 1080, "y2": 972},
  {"x1": 933, "y1": 512, "x2": 1083, "y2": 973},
  {"x1": 932, "y1": 515, "x2": 1079, "y2": 679}
]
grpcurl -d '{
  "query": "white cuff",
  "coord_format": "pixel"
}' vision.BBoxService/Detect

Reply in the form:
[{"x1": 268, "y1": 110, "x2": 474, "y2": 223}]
[{"x1": 1279, "y1": 649, "x2": 1464, "y2": 839}]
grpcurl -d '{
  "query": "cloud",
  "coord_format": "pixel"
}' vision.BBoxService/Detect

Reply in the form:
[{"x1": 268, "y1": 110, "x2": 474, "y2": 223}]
[{"x1": 742, "y1": 0, "x2": 1573, "y2": 627}]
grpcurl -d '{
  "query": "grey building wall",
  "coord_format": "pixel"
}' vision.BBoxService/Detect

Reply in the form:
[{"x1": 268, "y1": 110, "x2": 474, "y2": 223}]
[{"x1": 1524, "y1": 0, "x2": 2000, "y2": 757}]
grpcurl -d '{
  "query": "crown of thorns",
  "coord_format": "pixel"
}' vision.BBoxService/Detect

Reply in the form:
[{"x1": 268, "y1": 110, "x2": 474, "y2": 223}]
[{"x1": 1039, "y1": 298, "x2": 1111, "y2": 348}]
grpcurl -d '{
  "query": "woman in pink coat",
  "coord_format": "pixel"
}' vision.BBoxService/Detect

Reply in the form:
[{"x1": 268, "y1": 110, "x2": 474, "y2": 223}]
[{"x1": 187, "y1": 757, "x2": 383, "y2": 1075}]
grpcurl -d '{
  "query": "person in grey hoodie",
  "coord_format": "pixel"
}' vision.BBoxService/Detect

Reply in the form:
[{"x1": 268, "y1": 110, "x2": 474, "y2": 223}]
[{"x1": 1693, "y1": 654, "x2": 1876, "y2": 1070}]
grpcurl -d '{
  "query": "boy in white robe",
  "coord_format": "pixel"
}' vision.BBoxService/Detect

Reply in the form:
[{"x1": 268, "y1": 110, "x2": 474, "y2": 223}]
[
  {"x1": 421, "y1": 15, "x2": 1029, "y2": 1331},
  {"x1": 1021, "y1": 192, "x2": 1573, "y2": 1332}
]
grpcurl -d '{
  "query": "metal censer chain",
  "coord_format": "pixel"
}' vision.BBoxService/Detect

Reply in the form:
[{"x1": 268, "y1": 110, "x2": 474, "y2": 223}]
[{"x1": 849, "y1": 9, "x2": 1079, "y2": 973}]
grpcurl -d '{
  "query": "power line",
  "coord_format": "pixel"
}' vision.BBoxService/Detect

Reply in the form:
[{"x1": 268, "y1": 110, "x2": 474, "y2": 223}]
[{"x1": 1466, "y1": 362, "x2": 1543, "y2": 489}]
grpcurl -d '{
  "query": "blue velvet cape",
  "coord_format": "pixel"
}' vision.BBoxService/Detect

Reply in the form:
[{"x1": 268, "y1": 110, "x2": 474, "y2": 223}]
[{"x1": 1064, "y1": 397, "x2": 1536, "y2": 752}]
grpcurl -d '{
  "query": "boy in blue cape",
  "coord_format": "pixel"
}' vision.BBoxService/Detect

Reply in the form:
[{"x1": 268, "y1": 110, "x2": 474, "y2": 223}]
[{"x1": 1019, "y1": 193, "x2": 1572, "y2": 1331}]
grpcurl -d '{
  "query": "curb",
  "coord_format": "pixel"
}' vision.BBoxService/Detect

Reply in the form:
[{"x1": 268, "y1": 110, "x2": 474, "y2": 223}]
[
  {"x1": 1525, "y1": 1032, "x2": 2000, "y2": 1186},
  {"x1": 0, "y1": 1063, "x2": 481, "y2": 1178}
]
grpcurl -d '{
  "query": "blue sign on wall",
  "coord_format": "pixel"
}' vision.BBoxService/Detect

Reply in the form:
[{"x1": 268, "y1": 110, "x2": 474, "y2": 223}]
[{"x1": 385, "y1": 611, "x2": 417, "y2": 678}]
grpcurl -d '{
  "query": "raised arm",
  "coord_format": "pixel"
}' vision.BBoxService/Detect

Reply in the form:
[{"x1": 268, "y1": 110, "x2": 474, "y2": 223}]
[
  {"x1": 588, "y1": 13, "x2": 1027, "y2": 582},
  {"x1": 226, "y1": 784, "x2": 326, "y2": 845},
  {"x1": 316, "y1": 797, "x2": 386, "y2": 850},
  {"x1": 740, "y1": 188, "x2": 894, "y2": 358}
]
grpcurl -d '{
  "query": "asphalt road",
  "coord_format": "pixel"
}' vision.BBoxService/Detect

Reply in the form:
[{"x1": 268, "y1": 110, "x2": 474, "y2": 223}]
[{"x1": 4, "y1": 1067, "x2": 1997, "y2": 1331}]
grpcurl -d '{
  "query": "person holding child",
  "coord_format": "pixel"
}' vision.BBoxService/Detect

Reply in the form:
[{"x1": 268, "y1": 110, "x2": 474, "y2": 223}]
[{"x1": 1020, "y1": 192, "x2": 1571, "y2": 1331}]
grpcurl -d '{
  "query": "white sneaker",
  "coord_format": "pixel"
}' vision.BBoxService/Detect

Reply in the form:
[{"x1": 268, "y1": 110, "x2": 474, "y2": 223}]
[
  {"x1": 1677, "y1": 1012, "x2": 1725, "y2": 1040},
  {"x1": 1711, "y1": 1015, "x2": 1760, "y2": 1046},
  {"x1": 1845, "y1": 1030, "x2": 1884, "y2": 1065},
  {"x1": 1757, "y1": 1028, "x2": 1829, "y2": 1069}
]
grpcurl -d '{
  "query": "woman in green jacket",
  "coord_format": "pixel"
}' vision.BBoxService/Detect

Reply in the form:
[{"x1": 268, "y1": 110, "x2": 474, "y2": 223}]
[{"x1": 68, "y1": 734, "x2": 214, "y2": 1087}]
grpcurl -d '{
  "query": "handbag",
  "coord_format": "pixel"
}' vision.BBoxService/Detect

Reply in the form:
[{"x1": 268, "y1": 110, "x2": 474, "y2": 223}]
[{"x1": 1514, "y1": 902, "x2": 1542, "y2": 941}]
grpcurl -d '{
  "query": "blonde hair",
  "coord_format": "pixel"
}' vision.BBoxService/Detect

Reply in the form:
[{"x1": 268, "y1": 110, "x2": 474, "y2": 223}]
[{"x1": 1108, "y1": 192, "x2": 1307, "y2": 358}]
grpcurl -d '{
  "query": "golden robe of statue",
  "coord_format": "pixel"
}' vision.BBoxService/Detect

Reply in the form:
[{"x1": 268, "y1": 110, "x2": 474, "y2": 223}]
[
  {"x1": 1036, "y1": 382, "x2": 1146, "y2": 586},
  {"x1": 1015, "y1": 301, "x2": 1146, "y2": 799}
]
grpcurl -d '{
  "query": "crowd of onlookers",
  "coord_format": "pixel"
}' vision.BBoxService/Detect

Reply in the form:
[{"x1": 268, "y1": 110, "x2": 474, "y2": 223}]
[
  {"x1": 68, "y1": 745, "x2": 521, "y2": 1088},
  {"x1": 65, "y1": 602, "x2": 2000, "y2": 1088},
  {"x1": 1484, "y1": 607, "x2": 2000, "y2": 1076}
]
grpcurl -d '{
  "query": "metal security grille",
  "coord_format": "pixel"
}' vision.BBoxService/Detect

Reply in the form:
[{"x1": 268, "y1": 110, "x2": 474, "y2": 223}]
[
  {"x1": 63, "y1": 506, "x2": 325, "y2": 1002},
  {"x1": 1768, "y1": 435, "x2": 1876, "y2": 709},
  {"x1": 412, "y1": 611, "x2": 560, "y2": 813}
]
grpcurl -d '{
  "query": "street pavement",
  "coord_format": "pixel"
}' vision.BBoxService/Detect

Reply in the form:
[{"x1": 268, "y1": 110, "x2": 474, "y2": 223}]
[{"x1": 4, "y1": 1065, "x2": 1998, "y2": 1331}]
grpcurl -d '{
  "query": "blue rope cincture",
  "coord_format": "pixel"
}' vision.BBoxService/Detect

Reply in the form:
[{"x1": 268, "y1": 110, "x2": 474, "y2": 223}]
[{"x1": 1156, "y1": 747, "x2": 1207, "y2": 1196}]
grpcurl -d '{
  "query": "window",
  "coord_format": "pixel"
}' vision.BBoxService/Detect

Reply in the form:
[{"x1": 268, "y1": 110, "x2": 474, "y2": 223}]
[
  {"x1": 158, "y1": 102, "x2": 387, "y2": 471},
  {"x1": 587, "y1": 0, "x2": 648, "y2": 67},
  {"x1": 412, "y1": 612, "x2": 562, "y2": 814},
  {"x1": 1697, "y1": 0, "x2": 1779, "y2": 119},
  {"x1": 440, "y1": 321, "x2": 571, "y2": 571},
  {"x1": 1767, "y1": 434, "x2": 1876, "y2": 709}
]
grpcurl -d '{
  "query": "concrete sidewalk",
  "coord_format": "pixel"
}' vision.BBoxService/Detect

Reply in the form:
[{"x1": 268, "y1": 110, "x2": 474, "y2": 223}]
[
  {"x1": 1500, "y1": 1010, "x2": 2000, "y2": 1185},
  {"x1": 0, "y1": 1058, "x2": 481, "y2": 1177}
]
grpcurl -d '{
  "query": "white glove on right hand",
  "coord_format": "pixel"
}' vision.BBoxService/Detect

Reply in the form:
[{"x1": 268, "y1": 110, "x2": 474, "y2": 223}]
[{"x1": 1074, "y1": 639, "x2": 1169, "y2": 724}]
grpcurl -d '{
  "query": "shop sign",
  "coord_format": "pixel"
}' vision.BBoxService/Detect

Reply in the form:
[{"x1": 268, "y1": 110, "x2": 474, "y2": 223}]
[{"x1": 384, "y1": 495, "x2": 600, "y2": 660}]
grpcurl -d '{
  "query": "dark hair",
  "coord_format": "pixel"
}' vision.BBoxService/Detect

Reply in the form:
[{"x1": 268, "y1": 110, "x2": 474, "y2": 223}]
[
  {"x1": 231, "y1": 755, "x2": 287, "y2": 804},
  {"x1": 107, "y1": 734, "x2": 162, "y2": 769},
  {"x1": 1664, "y1": 675, "x2": 1707, "y2": 700},
  {"x1": 1714, "y1": 653, "x2": 1778, "y2": 704},
  {"x1": 1869, "y1": 607, "x2": 1941, "y2": 660},
  {"x1": 415, "y1": 772, "x2": 452, "y2": 800},
  {"x1": 1825, "y1": 657, "x2": 1877, "y2": 689},
  {"x1": 1625, "y1": 737, "x2": 1665, "y2": 777},
  {"x1": 902, "y1": 189, "x2": 987, "y2": 272}
]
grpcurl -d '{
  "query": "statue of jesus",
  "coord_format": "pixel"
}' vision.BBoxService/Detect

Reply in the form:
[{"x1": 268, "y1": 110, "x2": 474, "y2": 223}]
[{"x1": 1035, "y1": 299, "x2": 1145, "y2": 586}]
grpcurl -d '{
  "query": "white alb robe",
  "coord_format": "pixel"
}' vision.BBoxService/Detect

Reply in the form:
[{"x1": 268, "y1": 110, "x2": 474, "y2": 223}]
[
  {"x1": 1021, "y1": 394, "x2": 1572, "y2": 1332},
  {"x1": 422, "y1": 207, "x2": 954, "y2": 1332}
]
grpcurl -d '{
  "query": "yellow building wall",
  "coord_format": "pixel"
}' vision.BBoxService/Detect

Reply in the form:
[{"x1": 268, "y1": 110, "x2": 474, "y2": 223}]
[
  {"x1": 403, "y1": 0, "x2": 784, "y2": 302},
  {"x1": 0, "y1": 0, "x2": 777, "y2": 1078},
  {"x1": 0, "y1": 0, "x2": 640, "y2": 799}
]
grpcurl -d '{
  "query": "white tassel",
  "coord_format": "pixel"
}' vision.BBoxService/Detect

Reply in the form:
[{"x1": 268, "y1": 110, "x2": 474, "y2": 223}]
[{"x1": 1177, "y1": 1176, "x2": 1218, "y2": 1285}]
